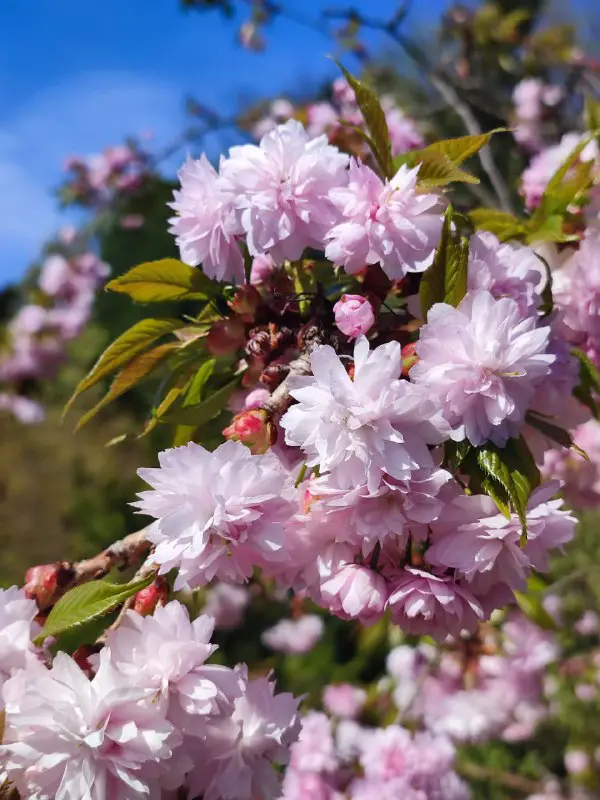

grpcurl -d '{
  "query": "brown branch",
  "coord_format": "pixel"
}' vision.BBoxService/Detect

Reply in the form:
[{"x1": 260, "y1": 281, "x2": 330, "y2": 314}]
[
  {"x1": 37, "y1": 528, "x2": 152, "y2": 611},
  {"x1": 457, "y1": 761, "x2": 544, "y2": 794}
]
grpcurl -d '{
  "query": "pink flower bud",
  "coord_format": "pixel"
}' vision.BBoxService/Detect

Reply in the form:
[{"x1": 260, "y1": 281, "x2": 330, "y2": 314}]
[
  {"x1": 401, "y1": 342, "x2": 419, "y2": 376},
  {"x1": 132, "y1": 577, "x2": 168, "y2": 617},
  {"x1": 333, "y1": 294, "x2": 375, "y2": 339},
  {"x1": 250, "y1": 254, "x2": 275, "y2": 284},
  {"x1": 223, "y1": 408, "x2": 276, "y2": 454},
  {"x1": 227, "y1": 285, "x2": 262, "y2": 323},
  {"x1": 320, "y1": 564, "x2": 387, "y2": 624},
  {"x1": 323, "y1": 683, "x2": 367, "y2": 719},
  {"x1": 206, "y1": 317, "x2": 246, "y2": 356},
  {"x1": 24, "y1": 563, "x2": 62, "y2": 609}
]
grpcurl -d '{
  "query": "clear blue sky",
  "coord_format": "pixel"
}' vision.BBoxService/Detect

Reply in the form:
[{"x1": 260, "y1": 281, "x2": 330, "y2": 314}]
[{"x1": 0, "y1": 0, "x2": 592, "y2": 286}]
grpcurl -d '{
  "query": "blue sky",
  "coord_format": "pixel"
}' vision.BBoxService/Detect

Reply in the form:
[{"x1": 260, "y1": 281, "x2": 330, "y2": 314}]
[
  {"x1": 0, "y1": 0, "x2": 453, "y2": 286},
  {"x1": 1, "y1": 0, "x2": 594, "y2": 287}
]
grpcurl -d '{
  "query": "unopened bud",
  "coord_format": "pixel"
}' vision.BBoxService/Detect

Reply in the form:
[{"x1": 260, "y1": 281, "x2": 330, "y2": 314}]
[
  {"x1": 223, "y1": 408, "x2": 276, "y2": 454},
  {"x1": 207, "y1": 317, "x2": 246, "y2": 356},
  {"x1": 401, "y1": 342, "x2": 419, "y2": 376},
  {"x1": 227, "y1": 285, "x2": 262, "y2": 323},
  {"x1": 132, "y1": 577, "x2": 169, "y2": 617},
  {"x1": 24, "y1": 563, "x2": 62, "y2": 609}
]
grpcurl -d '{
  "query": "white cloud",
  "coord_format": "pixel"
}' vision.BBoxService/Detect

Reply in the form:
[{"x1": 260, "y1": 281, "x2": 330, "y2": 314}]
[{"x1": 0, "y1": 70, "x2": 184, "y2": 286}]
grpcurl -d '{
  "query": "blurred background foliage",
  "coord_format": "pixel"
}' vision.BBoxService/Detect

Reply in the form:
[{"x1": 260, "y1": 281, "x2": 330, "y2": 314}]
[{"x1": 2, "y1": 3, "x2": 600, "y2": 794}]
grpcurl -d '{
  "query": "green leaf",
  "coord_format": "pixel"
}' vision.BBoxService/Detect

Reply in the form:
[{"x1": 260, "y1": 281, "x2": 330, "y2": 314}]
[
  {"x1": 420, "y1": 206, "x2": 451, "y2": 318},
  {"x1": 162, "y1": 377, "x2": 241, "y2": 426},
  {"x1": 477, "y1": 438, "x2": 540, "y2": 542},
  {"x1": 444, "y1": 235, "x2": 469, "y2": 308},
  {"x1": 182, "y1": 359, "x2": 217, "y2": 407},
  {"x1": 469, "y1": 208, "x2": 525, "y2": 241},
  {"x1": 572, "y1": 348, "x2": 600, "y2": 419},
  {"x1": 443, "y1": 440, "x2": 472, "y2": 474},
  {"x1": 585, "y1": 95, "x2": 600, "y2": 130},
  {"x1": 419, "y1": 207, "x2": 469, "y2": 318},
  {"x1": 525, "y1": 412, "x2": 573, "y2": 450},
  {"x1": 418, "y1": 129, "x2": 507, "y2": 166},
  {"x1": 530, "y1": 135, "x2": 594, "y2": 230},
  {"x1": 396, "y1": 129, "x2": 507, "y2": 187},
  {"x1": 64, "y1": 318, "x2": 183, "y2": 416},
  {"x1": 76, "y1": 342, "x2": 178, "y2": 429},
  {"x1": 514, "y1": 588, "x2": 556, "y2": 631},
  {"x1": 482, "y1": 477, "x2": 511, "y2": 519},
  {"x1": 397, "y1": 149, "x2": 479, "y2": 187},
  {"x1": 51, "y1": 610, "x2": 120, "y2": 655},
  {"x1": 335, "y1": 62, "x2": 393, "y2": 178},
  {"x1": 106, "y1": 258, "x2": 218, "y2": 303},
  {"x1": 34, "y1": 574, "x2": 155, "y2": 645}
]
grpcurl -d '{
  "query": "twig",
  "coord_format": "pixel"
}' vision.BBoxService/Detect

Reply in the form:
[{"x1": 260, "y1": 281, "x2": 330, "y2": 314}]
[
  {"x1": 429, "y1": 72, "x2": 515, "y2": 213},
  {"x1": 264, "y1": 348, "x2": 314, "y2": 419},
  {"x1": 41, "y1": 528, "x2": 152, "y2": 610},
  {"x1": 457, "y1": 761, "x2": 544, "y2": 794}
]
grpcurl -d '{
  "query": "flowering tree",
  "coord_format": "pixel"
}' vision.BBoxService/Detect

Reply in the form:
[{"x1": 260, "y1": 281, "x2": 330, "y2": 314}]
[{"x1": 5, "y1": 1, "x2": 600, "y2": 798}]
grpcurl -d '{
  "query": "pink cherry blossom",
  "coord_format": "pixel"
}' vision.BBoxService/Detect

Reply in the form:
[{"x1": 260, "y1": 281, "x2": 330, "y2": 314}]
[
  {"x1": 168, "y1": 153, "x2": 245, "y2": 283},
  {"x1": 520, "y1": 132, "x2": 597, "y2": 209},
  {"x1": 323, "y1": 684, "x2": 366, "y2": 719},
  {"x1": 187, "y1": 667, "x2": 301, "y2": 800},
  {"x1": 411, "y1": 290, "x2": 554, "y2": 446},
  {"x1": 0, "y1": 393, "x2": 45, "y2": 424},
  {"x1": 542, "y1": 419, "x2": 600, "y2": 507},
  {"x1": 386, "y1": 568, "x2": 484, "y2": 640},
  {"x1": 134, "y1": 440, "x2": 294, "y2": 589},
  {"x1": 220, "y1": 119, "x2": 349, "y2": 264},
  {"x1": 281, "y1": 336, "x2": 449, "y2": 492},
  {"x1": 333, "y1": 294, "x2": 375, "y2": 339},
  {"x1": 553, "y1": 227, "x2": 600, "y2": 369},
  {"x1": 320, "y1": 562, "x2": 388, "y2": 624},
  {"x1": 381, "y1": 96, "x2": 424, "y2": 154},
  {"x1": 1, "y1": 652, "x2": 181, "y2": 800},
  {"x1": 103, "y1": 602, "x2": 238, "y2": 733},
  {"x1": 0, "y1": 587, "x2": 40, "y2": 693},
  {"x1": 203, "y1": 582, "x2": 250, "y2": 629},
  {"x1": 324, "y1": 159, "x2": 445, "y2": 279},
  {"x1": 467, "y1": 231, "x2": 546, "y2": 315},
  {"x1": 262, "y1": 615, "x2": 324, "y2": 654},
  {"x1": 250, "y1": 253, "x2": 276, "y2": 283}
]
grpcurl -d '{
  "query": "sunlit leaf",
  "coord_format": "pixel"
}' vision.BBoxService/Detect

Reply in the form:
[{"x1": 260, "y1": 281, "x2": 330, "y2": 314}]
[{"x1": 106, "y1": 258, "x2": 218, "y2": 303}]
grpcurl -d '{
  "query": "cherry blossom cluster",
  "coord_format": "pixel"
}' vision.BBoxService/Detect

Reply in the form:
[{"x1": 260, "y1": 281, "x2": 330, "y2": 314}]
[
  {"x1": 385, "y1": 612, "x2": 558, "y2": 743},
  {"x1": 252, "y1": 77, "x2": 424, "y2": 157},
  {"x1": 520, "y1": 132, "x2": 598, "y2": 209},
  {"x1": 280, "y1": 705, "x2": 469, "y2": 799},
  {"x1": 512, "y1": 77, "x2": 563, "y2": 154},
  {"x1": 62, "y1": 142, "x2": 150, "y2": 216},
  {"x1": 0, "y1": 590, "x2": 301, "y2": 800},
  {"x1": 170, "y1": 118, "x2": 444, "y2": 284},
  {"x1": 139, "y1": 112, "x2": 590, "y2": 643},
  {"x1": 0, "y1": 235, "x2": 110, "y2": 424},
  {"x1": 543, "y1": 418, "x2": 600, "y2": 508}
]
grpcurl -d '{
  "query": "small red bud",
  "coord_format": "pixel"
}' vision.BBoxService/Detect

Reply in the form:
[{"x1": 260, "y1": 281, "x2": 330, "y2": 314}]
[
  {"x1": 24, "y1": 563, "x2": 61, "y2": 609},
  {"x1": 227, "y1": 285, "x2": 262, "y2": 323},
  {"x1": 401, "y1": 342, "x2": 419, "y2": 376},
  {"x1": 223, "y1": 408, "x2": 277, "y2": 454},
  {"x1": 132, "y1": 577, "x2": 169, "y2": 617},
  {"x1": 207, "y1": 318, "x2": 246, "y2": 356}
]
